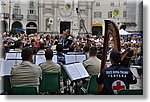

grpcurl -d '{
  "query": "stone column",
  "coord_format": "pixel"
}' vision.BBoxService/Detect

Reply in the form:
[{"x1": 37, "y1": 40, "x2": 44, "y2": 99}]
[
  {"x1": 53, "y1": 1, "x2": 58, "y2": 33},
  {"x1": 72, "y1": 0, "x2": 79, "y2": 37},
  {"x1": 87, "y1": 2, "x2": 92, "y2": 34},
  {"x1": 39, "y1": 2, "x2": 45, "y2": 32}
]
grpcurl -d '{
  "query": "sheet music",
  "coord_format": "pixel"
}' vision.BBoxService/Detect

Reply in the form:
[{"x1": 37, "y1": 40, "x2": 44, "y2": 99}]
[
  {"x1": 16, "y1": 60, "x2": 22, "y2": 65},
  {"x1": 52, "y1": 55, "x2": 57, "y2": 63},
  {"x1": 64, "y1": 64, "x2": 81, "y2": 81},
  {"x1": 74, "y1": 63, "x2": 89, "y2": 78},
  {"x1": 1, "y1": 60, "x2": 15, "y2": 76},
  {"x1": 65, "y1": 55, "x2": 76, "y2": 64},
  {"x1": 16, "y1": 53, "x2": 22, "y2": 59},
  {"x1": 9, "y1": 50, "x2": 20, "y2": 53},
  {"x1": 6, "y1": 53, "x2": 16, "y2": 59},
  {"x1": 36, "y1": 55, "x2": 46, "y2": 65},
  {"x1": 0, "y1": 60, "x2": 3, "y2": 76},
  {"x1": 75, "y1": 54, "x2": 87, "y2": 63}
]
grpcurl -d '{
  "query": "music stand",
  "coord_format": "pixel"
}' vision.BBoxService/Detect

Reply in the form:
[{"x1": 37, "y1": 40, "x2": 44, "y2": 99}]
[{"x1": 63, "y1": 62, "x2": 89, "y2": 94}]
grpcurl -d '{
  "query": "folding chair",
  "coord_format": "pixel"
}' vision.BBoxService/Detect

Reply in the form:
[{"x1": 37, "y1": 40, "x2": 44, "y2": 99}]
[
  {"x1": 80, "y1": 75, "x2": 99, "y2": 95},
  {"x1": 39, "y1": 72, "x2": 60, "y2": 94},
  {"x1": 2, "y1": 75, "x2": 11, "y2": 95},
  {"x1": 118, "y1": 89, "x2": 143, "y2": 95},
  {"x1": 11, "y1": 86, "x2": 37, "y2": 95}
]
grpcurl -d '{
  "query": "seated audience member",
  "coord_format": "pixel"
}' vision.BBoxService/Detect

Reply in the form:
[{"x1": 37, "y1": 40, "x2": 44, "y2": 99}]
[
  {"x1": 39, "y1": 48, "x2": 61, "y2": 73},
  {"x1": 96, "y1": 51, "x2": 137, "y2": 95},
  {"x1": 37, "y1": 43, "x2": 45, "y2": 54},
  {"x1": 32, "y1": 46, "x2": 39, "y2": 55},
  {"x1": 67, "y1": 46, "x2": 76, "y2": 54},
  {"x1": 51, "y1": 40, "x2": 58, "y2": 51},
  {"x1": 13, "y1": 40, "x2": 23, "y2": 52},
  {"x1": 31, "y1": 39, "x2": 37, "y2": 47},
  {"x1": 83, "y1": 45, "x2": 90, "y2": 58},
  {"x1": 11, "y1": 47, "x2": 42, "y2": 90},
  {"x1": 56, "y1": 44, "x2": 65, "y2": 64},
  {"x1": 8, "y1": 40, "x2": 23, "y2": 52},
  {"x1": 83, "y1": 46, "x2": 101, "y2": 75},
  {"x1": 24, "y1": 43, "x2": 31, "y2": 48},
  {"x1": 68, "y1": 45, "x2": 74, "y2": 52}
]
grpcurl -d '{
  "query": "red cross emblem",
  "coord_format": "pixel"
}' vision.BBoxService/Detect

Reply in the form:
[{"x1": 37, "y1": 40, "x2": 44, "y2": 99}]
[{"x1": 112, "y1": 80, "x2": 126, "y2": 94}]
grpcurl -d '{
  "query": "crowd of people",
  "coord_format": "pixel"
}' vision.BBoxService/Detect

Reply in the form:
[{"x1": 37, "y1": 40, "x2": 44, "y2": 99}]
[
  {"x1": 1, "y1": 29, "x2": 143, "y2": 66},
  {"x1": 0, "y1": 28, "x2": 143, "y2": 94}
]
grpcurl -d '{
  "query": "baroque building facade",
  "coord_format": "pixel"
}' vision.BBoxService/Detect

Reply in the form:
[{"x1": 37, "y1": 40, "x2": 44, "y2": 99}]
[{"x1": 0, "y1": 0, "x2": 142, "y2": 36}]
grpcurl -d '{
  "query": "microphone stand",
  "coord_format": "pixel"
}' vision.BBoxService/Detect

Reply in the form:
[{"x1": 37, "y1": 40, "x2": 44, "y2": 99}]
[{"x1": 76, "y1": 8, "x2": 89, "y2": 34}]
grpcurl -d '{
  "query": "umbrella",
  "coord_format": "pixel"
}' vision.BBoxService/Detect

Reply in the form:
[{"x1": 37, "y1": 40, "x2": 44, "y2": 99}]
[{"x1": 119, "y1": 29, "x2": 131, "y2": 35}]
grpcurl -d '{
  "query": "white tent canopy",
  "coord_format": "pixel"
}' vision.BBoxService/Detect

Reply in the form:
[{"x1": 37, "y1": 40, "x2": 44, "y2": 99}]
[{"x1": 119, "y1": 29, "x2": 131, "y2": 35}]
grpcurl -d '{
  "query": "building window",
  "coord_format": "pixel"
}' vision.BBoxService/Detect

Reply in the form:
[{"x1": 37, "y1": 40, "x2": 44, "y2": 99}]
[
  {"x1": 124, "y1": 1, "x2": 127, "y2": 5},
  {"x1": 13, "y1": 8, "x2": 21, "y2": 15},
  {"x1": 14, "y1": 1, "x2": 20, "y2": 7},
  {"x1": 1, "y1": 2, "x2": 6, "y2": 13},
  {"x1": 108, "y1": 11, "x2": 113, "y2": 18},
  {"x1": 123, "y1": 11, "x2": 127, "y2": 18},
  {"x1": 30, "y1": 0, "x2": 35, "y2": 7},
  {"x1": 96, "y1": 2, "x2": 100, "y2": 6},
  {"x1": 110, "y1": 2, "x2": 114, "y2": 6},
  {"x1": 94, "y1": 12, "x2": 102, "y2": 18},
  {"x1": 30, "y1": 10, "x2": 34, "y2": 14},
  {"x1": 29, "y1": 10, "x2": 35, "y2": 15}
]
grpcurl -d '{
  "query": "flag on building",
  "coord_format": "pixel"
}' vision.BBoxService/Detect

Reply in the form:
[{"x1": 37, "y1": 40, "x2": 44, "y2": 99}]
[
  {"x1": 111, "y1": 1, "x2": 120, "y2": 18},
  {"x1": 64, "y1": 0, "x2": 73, "y2": 11}
]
